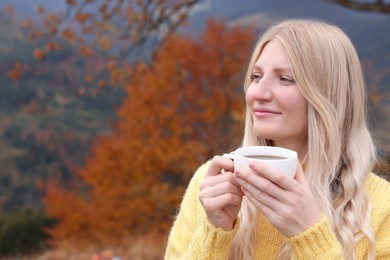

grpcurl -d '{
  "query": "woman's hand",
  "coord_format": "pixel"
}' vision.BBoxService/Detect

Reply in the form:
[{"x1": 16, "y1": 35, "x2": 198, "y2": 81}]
[
  {"x1": 234, "y1": 161, "x2": 321, "y2": 237},
  {"x1": 199, "y1": 155, "x2": 244, "y2": 231}
]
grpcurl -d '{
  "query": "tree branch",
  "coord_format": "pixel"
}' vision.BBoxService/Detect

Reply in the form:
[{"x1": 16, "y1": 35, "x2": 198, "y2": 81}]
[{"x1": 328, "y1": 0, "x2": 390, "y2": 14}]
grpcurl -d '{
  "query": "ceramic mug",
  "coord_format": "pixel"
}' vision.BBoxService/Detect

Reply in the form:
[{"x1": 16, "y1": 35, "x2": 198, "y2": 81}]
[{"x1": 224, "y1": 146, "x2": 298, "y2": 177}]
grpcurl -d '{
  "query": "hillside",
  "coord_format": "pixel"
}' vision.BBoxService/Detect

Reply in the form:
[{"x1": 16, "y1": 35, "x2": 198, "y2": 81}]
[{"x1": 0, "y1": 12, "x2": 125, "y2": 211}]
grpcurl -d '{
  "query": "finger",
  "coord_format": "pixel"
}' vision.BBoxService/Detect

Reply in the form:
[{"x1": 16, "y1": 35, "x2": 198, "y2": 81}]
[
  {"x1": 248, "y1": 161, "x2": 296, "y2": 191},
  {"x1": 222, "y1": 153, "x2": 235, "y2": 160},
  {"x1": 241, "y1": 180, "x2": 299, "y2": 232},
  {"x1": 235, "y1": 170, "x2": 283, "y2": 208},
  {"x1": 235, "y1": 167, "x2": 293, "y2": 203},
  {"x1": 247, "y1": 194, "x2": 285, "y2": 233},
  {"x1": 206, "y1": 155, "x2": 234, "y2": 177},
  {"x1": 200, "y1": 180, "x2": 244, "y2": 199},
  {"x1": 201, "y1": 171, "x2": 242, "y2": 190},
  {"x1": 242, "y1": 185, "x2": 277, "y2": 219},
  {"x1": 201, "y1": 193, "x2": 243, "y2": 211}
]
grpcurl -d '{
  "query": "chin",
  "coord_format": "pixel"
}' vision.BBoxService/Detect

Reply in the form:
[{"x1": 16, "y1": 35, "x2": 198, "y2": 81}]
[
  {"x1": 254, "y1": 129, "x2": 278, "y2": 141},
  {"x1": 253, "y1": 122, "x2": 277, "y2": 136}
]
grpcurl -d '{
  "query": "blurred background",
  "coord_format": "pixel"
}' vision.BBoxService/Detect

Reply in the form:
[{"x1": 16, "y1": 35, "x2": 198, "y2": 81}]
[{"x1": 0, "y1": 0, "x2": 389, "y2": 259}]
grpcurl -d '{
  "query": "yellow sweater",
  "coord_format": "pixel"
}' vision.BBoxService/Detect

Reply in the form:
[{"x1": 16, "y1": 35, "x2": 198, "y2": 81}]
[{"x1": 165, "y1": 162, "x2": 390, "y2": 259}]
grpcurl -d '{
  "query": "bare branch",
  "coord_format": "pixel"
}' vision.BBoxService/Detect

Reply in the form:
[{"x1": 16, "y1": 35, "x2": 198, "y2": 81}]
[{"x1": 327, "y1": 0, "x2": 390, "y2": 14}]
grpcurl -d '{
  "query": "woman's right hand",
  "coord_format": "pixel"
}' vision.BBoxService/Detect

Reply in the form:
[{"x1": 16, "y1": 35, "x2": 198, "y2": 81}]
[{"x1": 199, "y1": 155, "x2": 244, "y2": 230}]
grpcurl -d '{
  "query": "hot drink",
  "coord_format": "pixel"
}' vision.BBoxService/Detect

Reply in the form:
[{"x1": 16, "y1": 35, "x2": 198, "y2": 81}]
[
  {"x1": 227, "y1": 146, "x2": 298, "y2": 177},
  {"x1": 245, "y1": 155, "x2": 287, "y2": 160}
]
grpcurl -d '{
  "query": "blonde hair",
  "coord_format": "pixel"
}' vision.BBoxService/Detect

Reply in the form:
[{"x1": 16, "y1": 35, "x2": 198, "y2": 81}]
[{"x1": 230, "y1": 19, "x2": 377, "y2": 259}]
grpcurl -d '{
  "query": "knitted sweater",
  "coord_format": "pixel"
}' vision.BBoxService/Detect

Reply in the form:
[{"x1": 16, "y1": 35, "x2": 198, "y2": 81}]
[{"x1": 164, "y1": 161, "x2": 390, "y2": 259}]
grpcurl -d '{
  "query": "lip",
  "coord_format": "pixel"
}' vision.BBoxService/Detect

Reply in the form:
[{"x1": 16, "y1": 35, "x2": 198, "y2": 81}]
[{"x1": 253, "y1": 107, "x2": 281, "y2": 118}]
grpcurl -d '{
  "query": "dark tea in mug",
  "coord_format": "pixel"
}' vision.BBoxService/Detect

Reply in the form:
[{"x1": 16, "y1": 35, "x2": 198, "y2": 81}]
[{"x1": 245, "y1": 155, "x2": 287, "y2": 160}]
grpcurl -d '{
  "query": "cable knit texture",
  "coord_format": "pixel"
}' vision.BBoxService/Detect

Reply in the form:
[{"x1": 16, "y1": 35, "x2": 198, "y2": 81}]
[{"x1": 164, "y1": 161, "x2": 390, "y2": 259}]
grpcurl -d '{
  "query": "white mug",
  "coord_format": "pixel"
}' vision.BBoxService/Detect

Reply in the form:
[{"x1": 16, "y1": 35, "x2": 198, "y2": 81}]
[{"x1": 224, "y1": 146, "x2": 298, "y2": 177}]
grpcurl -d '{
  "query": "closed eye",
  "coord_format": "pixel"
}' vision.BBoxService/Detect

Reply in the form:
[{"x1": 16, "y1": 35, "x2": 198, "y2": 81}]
[
  {"x1": 251, "y1": 73, "x2": 262, "y2": 83},
  {"x1": 280, "y1": 76, "x2": 295, "y2": 85}
]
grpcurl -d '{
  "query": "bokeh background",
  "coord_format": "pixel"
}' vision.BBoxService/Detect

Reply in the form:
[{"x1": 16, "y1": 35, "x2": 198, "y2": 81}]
[{"x1": 0, "y1": 0, "x2": 389, "y2": 259}]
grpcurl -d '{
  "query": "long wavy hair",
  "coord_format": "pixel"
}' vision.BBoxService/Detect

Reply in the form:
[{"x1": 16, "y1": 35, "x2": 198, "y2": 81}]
[{"x1": 230, "y1": 19, "x2": 377, "y2": 260}]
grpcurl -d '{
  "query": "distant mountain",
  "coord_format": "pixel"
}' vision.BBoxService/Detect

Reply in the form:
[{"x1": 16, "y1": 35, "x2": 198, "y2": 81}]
[
  {"x1": 187, "y1": 0, "x2": 388, "y2": 33},
  {"x1": 0, "y1": 12, "x2": 125, "y2": 212}
]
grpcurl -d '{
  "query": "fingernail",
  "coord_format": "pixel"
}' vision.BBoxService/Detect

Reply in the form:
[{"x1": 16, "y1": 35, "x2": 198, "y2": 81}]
[{"x1": 223, "y1": 153, "x2": 235, "y2": 160}]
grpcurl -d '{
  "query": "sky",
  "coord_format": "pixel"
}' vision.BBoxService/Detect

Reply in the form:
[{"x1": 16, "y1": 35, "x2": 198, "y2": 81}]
[
  {"x1": 2, "y1": 0, "x2": 389, "y2": 27},
  {"x1": 0, "y1": 0, "x2": 64, "y2": 16}
]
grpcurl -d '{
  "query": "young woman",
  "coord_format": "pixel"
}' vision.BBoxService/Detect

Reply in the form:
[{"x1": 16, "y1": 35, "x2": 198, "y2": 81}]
[{"x1": 164, "y1": 19, "x2": 390, "y2": 259}]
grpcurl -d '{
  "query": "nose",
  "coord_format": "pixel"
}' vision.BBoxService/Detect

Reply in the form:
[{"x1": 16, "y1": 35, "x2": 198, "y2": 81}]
[{"x1": 246, "y1": 75, "x2": 273, "y2": 102}]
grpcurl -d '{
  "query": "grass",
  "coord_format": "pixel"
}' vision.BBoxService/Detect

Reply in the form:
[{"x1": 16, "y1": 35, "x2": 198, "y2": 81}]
[{"x1": 5, "y1": 233, "x2": 166, "y2": 260}]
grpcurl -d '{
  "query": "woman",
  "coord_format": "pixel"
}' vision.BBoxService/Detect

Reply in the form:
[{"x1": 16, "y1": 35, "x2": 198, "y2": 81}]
[{"x1": 164, "y1": 19, "x2": 390, "y2": 259}]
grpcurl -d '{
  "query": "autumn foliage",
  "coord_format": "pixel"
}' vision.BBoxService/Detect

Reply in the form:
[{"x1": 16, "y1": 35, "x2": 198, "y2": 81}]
[
  {"x1": 23, "y1": 0, "x2": 201, "y2": 60},
  {"x1": 44, "y1": 20, "x2": 255, "y2": 248},
  {"x1": 6, "y1": 0, "x2": 203, "y2": 87}
]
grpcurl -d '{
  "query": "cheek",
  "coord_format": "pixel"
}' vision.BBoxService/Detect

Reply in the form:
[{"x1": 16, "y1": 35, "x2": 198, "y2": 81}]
[
  {"x1": 292, "y1": 99, "x2": 308, "y2": 131},
  {"x1": 280, "y1": 90, "x2": 306, "y2": 110},
  {"x1": 282, "y1": 94, "x2": 307, "y2": 120},
  {"x1": 245, "y1": 87, "x2": 254, "y2": 105}
]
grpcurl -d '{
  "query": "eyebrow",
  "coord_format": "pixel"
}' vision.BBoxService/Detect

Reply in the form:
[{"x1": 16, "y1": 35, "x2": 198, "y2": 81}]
[
  {"x1": 252, "y1": 64, "x2": 293, "y2": 74},
  {"x1": 274, "y1": 67, "x2": 293, "y2": 75}
]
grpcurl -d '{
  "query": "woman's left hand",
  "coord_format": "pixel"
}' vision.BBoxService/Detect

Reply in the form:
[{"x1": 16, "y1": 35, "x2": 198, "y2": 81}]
[{"x1": 233, "y1": 161, "x2": 321, "y2": 237}]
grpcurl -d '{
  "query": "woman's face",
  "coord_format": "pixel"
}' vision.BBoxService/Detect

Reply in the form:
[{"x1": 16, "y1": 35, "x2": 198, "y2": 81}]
[{"x1": 246, "y1": 39, "x2": 308, "y2": 151}]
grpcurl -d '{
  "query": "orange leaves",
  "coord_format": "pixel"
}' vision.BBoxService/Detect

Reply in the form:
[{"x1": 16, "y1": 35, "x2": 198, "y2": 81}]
[
  {"x1": 79, "y1": 44, "x2": 95, "y2": 56},
  {"x1": 126, "y1": 7, "x2": 138, "y2": 24},
  {"x1": 6, "y1": 5, "x2": 14, "y2": 14},
  {"x1": 43, "y1": 180, "x2": 95, "y2": 248},
  {"x1": 97, "y1": 79, "x2": 106, "y2": 88},
  {"x1": 46, "y1": 19, "x2": 230, "y2": 246},
  {"x1": 28, "y1": 30, "x2": 44, "y2": 41},
  {"x1": 22, "y1": 0, "x2": 204, "y2": 82},
  {"x1": 85, "y1": 74, "x2": 94, "y2": 83},
  {"x1": 34, "y1": 48, "x2": 46, "y2": 61},
  {"x1": 62, "y1": 28, "x2": 75, "y2": 44},
  {"x1": 8, "y1": 70, "x2": 21, "y2": 81},
  {"x1": 99, "y1": 2, "x2": 108, "y2": 14},
  {"x1": 75, "y1": 12, "x2": 91, "y2": 24},
  {"x1": 82, "y1": 25, "x2": 93, "y2": 34},
  {"x1": 36, "y1": 6, "x2": 45, "y2": 14},
  {"x1": 106, "y1": 61, "x2": 126, "y2": 85},
  {"x1": 65, "y1": 0, "x2": 78, "y2": 8},
  {"x1": 23, "y1": 19, "x2": 31, "y2": 29},
  {"x1": 38, "y1": 3, "x2": 255, "y2": 249},
  {"x1": 78, "y1": 88, "x2": 86, "y2": 96},
  {"x1": 96, "y1": 35, "x2": 111, "y2": 50},
  {"x1": 45, "y1": 41, "x2": 62, "y2": 52},
  {"x1": 8, "y1": 63, "x2": 23, "y2": 81}
]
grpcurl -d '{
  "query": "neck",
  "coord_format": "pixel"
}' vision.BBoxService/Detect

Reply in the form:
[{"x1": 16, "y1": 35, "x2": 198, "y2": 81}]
[{"x1": 271, "y1": 138, "x2": 307, "y2": 161}]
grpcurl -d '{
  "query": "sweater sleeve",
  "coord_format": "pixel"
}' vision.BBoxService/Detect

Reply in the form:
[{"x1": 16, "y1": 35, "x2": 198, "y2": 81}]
[
  {"x1": 287, "y1": 174, "x2": 390, "y2": 260},
  {"x1": 287, "y1": 215, "x2": 345, "y2": 259},
  {"x1": 366, "y1": 174, "x2": 390, "y2": 259},
  {"x1": 164, "y1": 162, "x2": 239, "y2": 260},
  {"x1": 375, "y1": 212, "x2": 390, "y2": 259}
]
